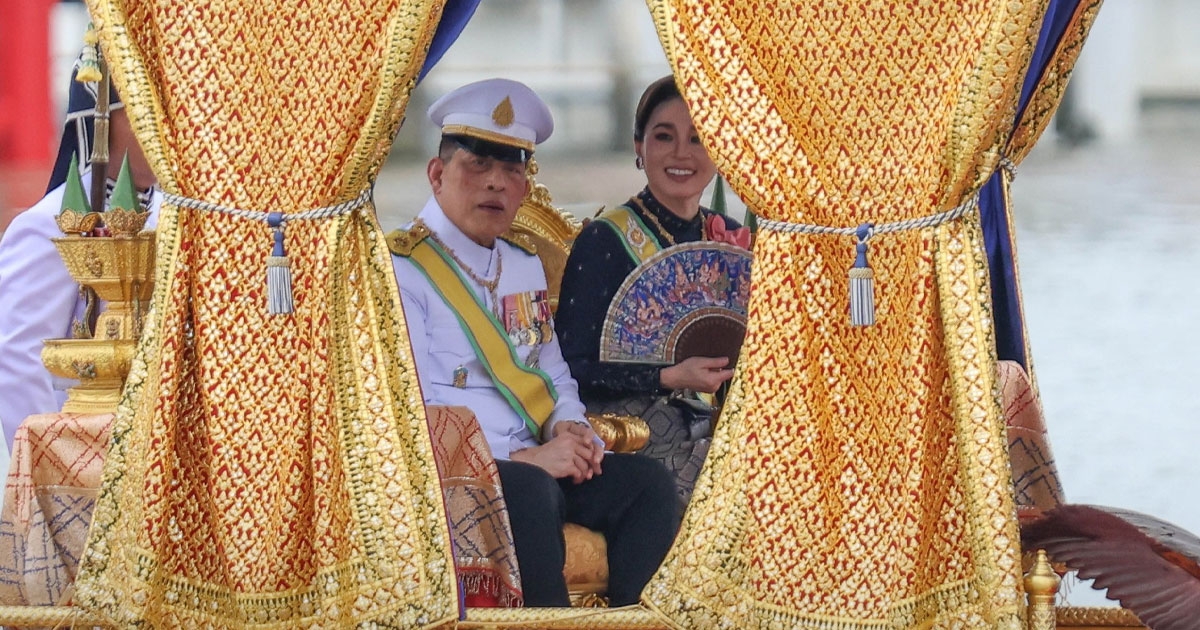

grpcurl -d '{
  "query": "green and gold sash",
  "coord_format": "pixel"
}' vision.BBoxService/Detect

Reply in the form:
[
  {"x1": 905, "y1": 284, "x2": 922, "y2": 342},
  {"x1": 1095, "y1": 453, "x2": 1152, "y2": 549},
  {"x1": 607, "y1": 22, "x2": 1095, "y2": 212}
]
[
  {"x1": 595, "y1": 205, "x2": 662, "y2": 266},
  {"x1": 405, "y1": 238, "x2": 558, "y2": 436}
]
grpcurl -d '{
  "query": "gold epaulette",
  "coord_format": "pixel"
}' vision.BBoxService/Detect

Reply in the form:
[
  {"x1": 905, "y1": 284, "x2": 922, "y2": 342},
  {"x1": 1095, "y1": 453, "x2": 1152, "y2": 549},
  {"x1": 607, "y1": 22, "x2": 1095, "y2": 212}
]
[
  {"x1": 499, "y1": 231, "x2": 537, "y2": 255},
  {"x1": 385, "y1": 223, "x2": 431, "y2": 257}
]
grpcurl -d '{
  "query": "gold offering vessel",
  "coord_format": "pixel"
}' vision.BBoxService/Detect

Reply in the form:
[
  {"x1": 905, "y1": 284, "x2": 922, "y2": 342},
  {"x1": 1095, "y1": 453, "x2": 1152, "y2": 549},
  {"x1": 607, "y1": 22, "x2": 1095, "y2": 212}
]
[
  {"x1": 41, "y1": 155, "x2": 155, "y2": 414},
  {"x1": 41, "y1": 231, "x2": 154, "y2": 414}
]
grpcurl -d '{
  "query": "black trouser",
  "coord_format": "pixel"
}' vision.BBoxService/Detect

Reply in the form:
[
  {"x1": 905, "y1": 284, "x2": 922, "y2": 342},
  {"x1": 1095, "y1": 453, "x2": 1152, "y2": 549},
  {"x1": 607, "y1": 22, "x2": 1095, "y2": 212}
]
[{"x1": 494, "y1": 453, "x2": 679, "y2": 607}]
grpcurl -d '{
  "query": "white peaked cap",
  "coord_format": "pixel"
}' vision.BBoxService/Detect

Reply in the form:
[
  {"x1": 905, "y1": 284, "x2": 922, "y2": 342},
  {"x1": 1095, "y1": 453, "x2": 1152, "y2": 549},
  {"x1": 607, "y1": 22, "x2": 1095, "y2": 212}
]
[{"x1": 428, "y1": 78, "x2": 554, "y2": 152}]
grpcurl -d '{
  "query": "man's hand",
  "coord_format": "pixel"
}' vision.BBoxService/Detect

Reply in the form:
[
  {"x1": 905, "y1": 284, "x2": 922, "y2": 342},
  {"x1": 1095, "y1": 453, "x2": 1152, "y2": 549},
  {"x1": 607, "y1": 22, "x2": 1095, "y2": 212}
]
[
  {"x1": 554, "y1": 421, "x2": 604, "y2": 478},
  {"x1": 660, "y1": 356, "x2": 733, "y2": 393},
  {"x1": 511, "y1": 424, "x2": 604, "y2": 484}
]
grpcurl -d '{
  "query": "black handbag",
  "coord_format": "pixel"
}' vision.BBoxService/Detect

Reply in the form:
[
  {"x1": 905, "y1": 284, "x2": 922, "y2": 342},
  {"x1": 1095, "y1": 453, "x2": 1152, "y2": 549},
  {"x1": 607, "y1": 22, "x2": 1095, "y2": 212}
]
[{"x1": 667, "y1": 390, "x2": 716, "y2": 441}]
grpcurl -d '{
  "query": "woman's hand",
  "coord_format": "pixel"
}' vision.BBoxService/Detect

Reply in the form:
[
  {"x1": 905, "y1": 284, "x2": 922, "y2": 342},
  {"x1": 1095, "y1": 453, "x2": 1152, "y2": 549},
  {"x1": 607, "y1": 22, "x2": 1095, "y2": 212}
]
[
  {"x1": 511, "y1": 425, "x2": 603, "y2": 484},
  {"x1": 660, "y1": 356, "x2": 734, "y2": 393}
]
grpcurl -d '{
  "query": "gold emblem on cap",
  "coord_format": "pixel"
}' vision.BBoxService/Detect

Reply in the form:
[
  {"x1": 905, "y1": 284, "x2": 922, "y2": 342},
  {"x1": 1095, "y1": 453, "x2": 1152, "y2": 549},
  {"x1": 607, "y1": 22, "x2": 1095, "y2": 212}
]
[{"x1": 492, "y1": 96, "x2": 515, "y2": 128}]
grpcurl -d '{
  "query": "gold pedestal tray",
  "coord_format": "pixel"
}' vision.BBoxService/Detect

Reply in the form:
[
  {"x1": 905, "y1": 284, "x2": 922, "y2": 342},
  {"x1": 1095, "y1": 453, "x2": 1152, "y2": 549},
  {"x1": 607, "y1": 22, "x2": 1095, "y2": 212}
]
[
  {"x1": 52, "y1": 233, "x2": 155, "y2": 340},
  {"x1": 40, "y1": 232, "x2": 155, "y2": 414},
  {"x1": 41, "y1": 338, "x2": 138, "y2": 414}
]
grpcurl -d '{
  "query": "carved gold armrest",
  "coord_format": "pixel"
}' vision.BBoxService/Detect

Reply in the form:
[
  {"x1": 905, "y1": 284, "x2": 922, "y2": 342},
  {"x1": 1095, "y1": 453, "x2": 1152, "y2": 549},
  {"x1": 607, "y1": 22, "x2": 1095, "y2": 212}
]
[{"x1": 585, "y1": 412, "x2": 649, "y2": 453}]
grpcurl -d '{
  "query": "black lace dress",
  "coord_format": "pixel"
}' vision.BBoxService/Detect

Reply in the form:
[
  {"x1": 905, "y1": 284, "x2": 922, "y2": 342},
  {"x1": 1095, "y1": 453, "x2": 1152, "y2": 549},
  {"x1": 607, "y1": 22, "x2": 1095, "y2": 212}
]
[{"x1": 555, "y1": 187, "x2": 742, "y2": 508}]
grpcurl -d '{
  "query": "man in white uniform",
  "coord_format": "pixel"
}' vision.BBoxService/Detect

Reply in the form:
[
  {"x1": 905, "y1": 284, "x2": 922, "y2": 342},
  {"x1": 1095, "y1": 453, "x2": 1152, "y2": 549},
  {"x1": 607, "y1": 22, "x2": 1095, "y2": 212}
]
[
  {"x1": 390, "y1": 78, "x2": 678, "y2": 607},
  {"x1": 0, "y1": 65, "x2": 159, "y2": 451}
]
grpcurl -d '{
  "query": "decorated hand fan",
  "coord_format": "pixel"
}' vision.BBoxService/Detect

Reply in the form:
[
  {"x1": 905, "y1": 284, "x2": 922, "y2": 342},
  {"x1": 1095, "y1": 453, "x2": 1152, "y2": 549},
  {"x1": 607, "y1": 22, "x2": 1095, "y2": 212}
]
[{"x1": 599, "y1": 241, "x2": 752, "y2": 367}]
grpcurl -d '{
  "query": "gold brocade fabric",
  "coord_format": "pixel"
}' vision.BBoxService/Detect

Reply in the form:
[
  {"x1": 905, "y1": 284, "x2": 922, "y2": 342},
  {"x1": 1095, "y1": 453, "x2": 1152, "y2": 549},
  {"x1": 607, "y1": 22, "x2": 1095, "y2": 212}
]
[
  {"x1": 427, "y1": 406, "x2": 523, "y2": 607},
  {"x1": 998, "y1": 361, "x2": 1064, "y2": 518},
  {"x1": 75, "y1": 2, "x2": 457, "y2": 627},
  {"x1": 642, "y1": 2, "x2": 1047, "y2": 628},
  {"x1": 0, "y1": 408, "x2": 527, "y2": 614},
  {"x1": 0, "y1": 413, "x2": 112, "y2": 609}
]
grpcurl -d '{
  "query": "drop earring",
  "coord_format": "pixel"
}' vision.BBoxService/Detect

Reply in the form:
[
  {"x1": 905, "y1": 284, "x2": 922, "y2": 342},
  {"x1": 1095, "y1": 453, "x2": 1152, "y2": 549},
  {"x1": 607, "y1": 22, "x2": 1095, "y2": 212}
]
[{"x1": 635, "y1": 155, "x2": 645, "y2": 170}]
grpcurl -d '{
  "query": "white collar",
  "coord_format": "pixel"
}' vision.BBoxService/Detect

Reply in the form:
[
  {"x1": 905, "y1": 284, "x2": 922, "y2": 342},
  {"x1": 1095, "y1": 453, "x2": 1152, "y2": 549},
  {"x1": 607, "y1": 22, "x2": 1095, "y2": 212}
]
[{"x1": 415, "y1": 197, "x2": 500, "y2": 274}]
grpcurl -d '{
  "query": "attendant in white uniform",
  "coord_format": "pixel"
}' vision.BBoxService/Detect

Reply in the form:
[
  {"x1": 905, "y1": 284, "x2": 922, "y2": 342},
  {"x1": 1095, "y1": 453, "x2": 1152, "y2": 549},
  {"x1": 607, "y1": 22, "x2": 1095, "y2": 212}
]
[
  {"x1": 390, "y1": 78, "x2": 678, "y2": 607},
  {"x1": 0, "y1": 64, "x2": 160, "y2": 451}
]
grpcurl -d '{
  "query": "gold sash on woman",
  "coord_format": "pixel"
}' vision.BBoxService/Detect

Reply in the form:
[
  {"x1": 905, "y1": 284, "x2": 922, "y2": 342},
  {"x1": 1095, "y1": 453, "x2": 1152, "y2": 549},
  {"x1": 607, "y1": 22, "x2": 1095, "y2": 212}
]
[{"x1": 595, "y1": 205, "x2": 662, "y2": 265}]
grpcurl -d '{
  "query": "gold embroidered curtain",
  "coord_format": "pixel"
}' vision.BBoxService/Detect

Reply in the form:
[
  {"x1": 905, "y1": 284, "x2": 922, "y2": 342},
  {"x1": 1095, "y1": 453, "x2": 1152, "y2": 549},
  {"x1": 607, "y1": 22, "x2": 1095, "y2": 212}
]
[
  {"x1": 75, "y1": 2, "x2": 457, "y2": 627},
  {"x1": 643, "y1": 2, "x2": 1048, "y2": 627}
]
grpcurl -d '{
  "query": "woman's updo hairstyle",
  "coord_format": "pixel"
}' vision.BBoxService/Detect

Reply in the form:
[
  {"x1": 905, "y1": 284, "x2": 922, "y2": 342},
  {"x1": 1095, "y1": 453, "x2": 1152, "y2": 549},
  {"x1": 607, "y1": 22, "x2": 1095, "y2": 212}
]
[{"x1": 633, "y1": 75, "x2": 682, "y2": 142}]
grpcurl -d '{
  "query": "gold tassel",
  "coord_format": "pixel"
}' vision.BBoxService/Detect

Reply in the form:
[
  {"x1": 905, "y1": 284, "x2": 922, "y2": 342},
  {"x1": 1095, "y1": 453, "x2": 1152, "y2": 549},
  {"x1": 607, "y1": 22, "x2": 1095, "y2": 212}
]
[{"x1": 77, "y1": 26, "x2": 103, "y2": 83}]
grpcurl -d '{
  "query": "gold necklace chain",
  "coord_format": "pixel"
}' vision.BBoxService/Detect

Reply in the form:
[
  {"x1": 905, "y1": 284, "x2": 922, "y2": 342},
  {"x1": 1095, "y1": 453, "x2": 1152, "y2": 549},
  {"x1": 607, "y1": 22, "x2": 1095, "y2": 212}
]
[
  {"x1": 630, "y1": 196, "x2": 708, "y2": 246},
  {"x1": 422, "y1": 221, "x2": 504, "y2": 303},
  {"x1": 418, "y1": 220, "x2": 545, "y2": 366}
]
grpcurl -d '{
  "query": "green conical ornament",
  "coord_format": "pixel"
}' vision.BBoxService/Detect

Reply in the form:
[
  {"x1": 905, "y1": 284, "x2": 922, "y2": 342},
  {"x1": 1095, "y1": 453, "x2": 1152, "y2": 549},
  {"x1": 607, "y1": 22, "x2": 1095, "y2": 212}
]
[
  {"x1": 108, "y1": 154, "x2": 141, "y2": 213},
  {"x1": 55, "y1": 153, "x2": 100, "y2": 234},
  {"x1": 105, "y1": 152, "x2": 152, "y2": 236},
  {"x1": 709, "y1": 175, "x2": 727, "y2": 215},
  {"x1": 59, "y1": 153, "x2": 91, "y2": 215}
]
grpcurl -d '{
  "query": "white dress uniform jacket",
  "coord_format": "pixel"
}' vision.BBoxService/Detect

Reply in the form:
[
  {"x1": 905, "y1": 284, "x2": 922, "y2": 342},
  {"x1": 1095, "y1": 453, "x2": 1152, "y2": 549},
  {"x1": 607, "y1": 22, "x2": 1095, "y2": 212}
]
[
  {"x1": 0, "y1": 171, "x2": 160, "y2": 448},
  {"x1": 392, "y1": 197, "x2": 587, "y2": 460}
]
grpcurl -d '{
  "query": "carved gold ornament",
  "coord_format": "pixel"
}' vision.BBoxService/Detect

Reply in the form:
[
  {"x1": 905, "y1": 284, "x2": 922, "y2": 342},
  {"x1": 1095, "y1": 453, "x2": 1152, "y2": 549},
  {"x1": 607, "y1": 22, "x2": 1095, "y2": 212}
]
[
  {"x1": 492, "y1": 96, "x2": 515, "y2": 127},
  {"x1": 43, "y1": 232, "x2": 156, "y2": 414}
]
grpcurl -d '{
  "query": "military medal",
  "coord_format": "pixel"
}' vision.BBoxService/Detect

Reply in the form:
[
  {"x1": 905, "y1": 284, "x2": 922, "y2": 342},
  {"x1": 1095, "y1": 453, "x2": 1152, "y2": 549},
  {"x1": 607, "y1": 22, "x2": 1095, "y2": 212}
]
[
  {"x1": 627, "y1": 225, "x2": 647, "y2": 248},
  {"x1": 502, "y1": 290, "x2": 552, "y2": 368},
  {"x1": 452, "y1": 365, "x2": 468, "y2": 388}
]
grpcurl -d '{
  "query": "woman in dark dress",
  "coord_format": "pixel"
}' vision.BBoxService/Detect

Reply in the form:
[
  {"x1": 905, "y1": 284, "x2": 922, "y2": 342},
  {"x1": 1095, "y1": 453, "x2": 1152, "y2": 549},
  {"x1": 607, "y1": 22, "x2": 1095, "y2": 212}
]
[{"x1": 555, "y1": 76, "x2": 750, "y2": 507}]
